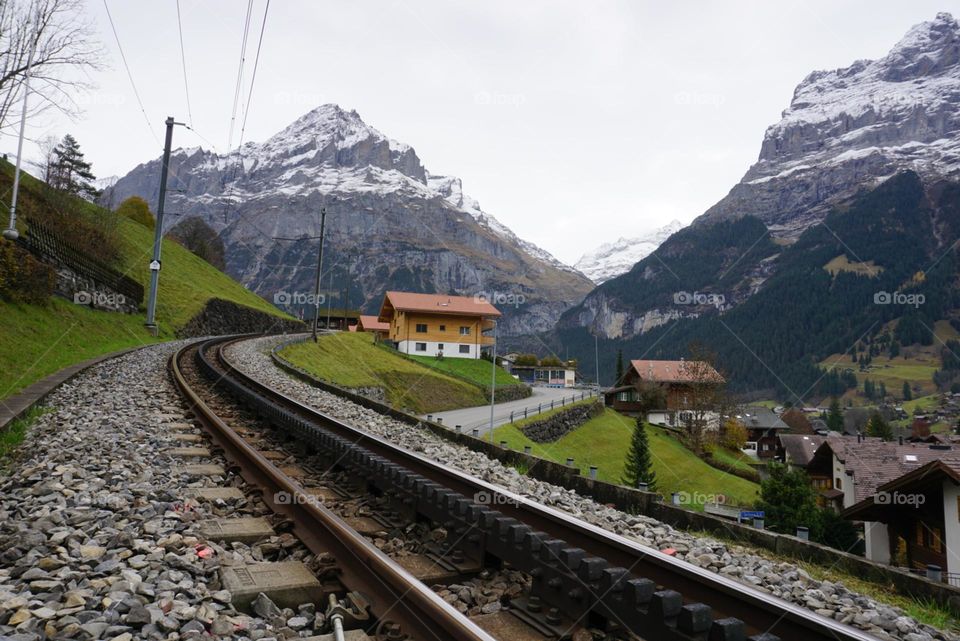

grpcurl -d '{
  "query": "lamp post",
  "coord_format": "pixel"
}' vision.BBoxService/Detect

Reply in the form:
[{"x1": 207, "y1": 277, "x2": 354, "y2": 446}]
[
  {"x1": 488, "y1": 319, "x2": 498, "y2": 442},
  {"x1": 3, "y1": 16, "x2": 39, "y2": 242}
]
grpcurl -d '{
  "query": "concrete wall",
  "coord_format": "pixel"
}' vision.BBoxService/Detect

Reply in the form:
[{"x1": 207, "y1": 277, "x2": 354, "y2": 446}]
[
  {"x1": 397, "y1": 339, "x2": 477, "y2": 359},
  {"x1": 944, "y1": 480, "x2": 960, "y2": 575}
]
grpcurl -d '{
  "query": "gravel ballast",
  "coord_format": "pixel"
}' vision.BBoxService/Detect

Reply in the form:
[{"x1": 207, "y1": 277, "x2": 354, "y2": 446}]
[
  {"x1": 0, "y1": 342, "x2": 333, "y2": 641},
  {"x1": 226, "y1": 335, "x2": 956, "y2": 641}
]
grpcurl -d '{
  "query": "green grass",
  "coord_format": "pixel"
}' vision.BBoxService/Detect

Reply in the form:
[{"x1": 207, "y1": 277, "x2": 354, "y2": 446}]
[
  {"x1": 0, "y1": 406, "x2": 48, "y2": 467},
  {"x1": 407, "y1": 354, "x2": 522, "y2": 388},
  {"x1": 492, "y1": 409, "x2": 760, "y2": 510},
  {"x1": 0, "y1": 162, "x2": 293, "y2": 400},
  {"x1": 279, "y1": 332, "x2": 488, "y2": 413},
  {"x1": 707, "y1": 445, "x2": 759, "y2": 476}
]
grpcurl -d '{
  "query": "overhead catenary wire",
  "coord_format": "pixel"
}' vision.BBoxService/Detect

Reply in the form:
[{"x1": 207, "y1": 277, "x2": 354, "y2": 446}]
[
  {"x1": 226, "y1": 0, "x2": 255, "y2": 151},
  {"x1": 102, "y1": 0, "x2": 160, "y2": 145},
  {"x1": 237, "y1": 0, "x2": 270, "y2": 149},
  {"x1": 175, "y1": 0, "x2": 194, "y2": 127}
]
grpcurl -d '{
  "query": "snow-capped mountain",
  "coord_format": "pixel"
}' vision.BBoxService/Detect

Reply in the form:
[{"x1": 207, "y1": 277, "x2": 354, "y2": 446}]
[
  {"x1": 575, "y1": 220, "x2": 684, "y2": 284},
  {"x1": 700, "y1": 11, "x2": 960, "y2": 236},
  {"x1": 104, "y1": 105, "x2": 593, "y2": 334}
]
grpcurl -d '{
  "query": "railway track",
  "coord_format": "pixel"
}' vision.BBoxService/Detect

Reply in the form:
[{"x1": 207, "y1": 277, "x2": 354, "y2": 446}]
[{"x1": 172, "y1": 335, "x2": 879, "y2": 641}]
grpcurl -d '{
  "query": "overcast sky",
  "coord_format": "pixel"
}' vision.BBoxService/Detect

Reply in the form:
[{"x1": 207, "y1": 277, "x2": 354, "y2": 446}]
[{"x1": 10, "y1": 0, "x2": 954, "y2": 264}]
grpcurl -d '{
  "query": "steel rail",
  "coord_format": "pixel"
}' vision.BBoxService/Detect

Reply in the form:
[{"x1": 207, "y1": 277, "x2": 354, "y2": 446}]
[
  {"x1": 211, "y1": 335, "x2": 879, "y2": 641},
  {"x1": 170, "y1": 338, "x2": 496, "y2": 641}
]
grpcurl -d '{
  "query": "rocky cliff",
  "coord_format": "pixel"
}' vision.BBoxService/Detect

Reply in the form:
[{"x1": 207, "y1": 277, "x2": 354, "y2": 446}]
[
  {"x1": 104, "y1": 105, "x2": 593, "y2": 335},
  {"x1": 699, "y1": 11, "x2": 960, "y2": 237}
]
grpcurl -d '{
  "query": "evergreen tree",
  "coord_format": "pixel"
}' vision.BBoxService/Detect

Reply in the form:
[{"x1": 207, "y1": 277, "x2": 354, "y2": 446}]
[
  {"x1": 866, "y1": 412, "x2": 893, "y2": 440},
  {"x1": 826, "y1": 397, "x2": 844, "y2": 432},
  {"x1": 49, "y1": 134, "x2": 99, "y2": 199},
  {"x1": 879, "y1": 381, "x2": 887, "y2": 400},
  {"x1": 615, "y1": 348, "x2": 624, "y2": 384},
  {"x1": 902, "y1": 381, "x2": 912, "y2": 401},
  {"x1": 889, "y1": 341, "x2": 900, "y2": 359},
  {"x1": 621, "y1": 417, "x2": 656, "y2": 490},
  {"x1": 863, "y1": 379, "x2": 874, "y2": 400},
  {"x1": 758, "y1": 464, "x2": 822, "y2": 538}
]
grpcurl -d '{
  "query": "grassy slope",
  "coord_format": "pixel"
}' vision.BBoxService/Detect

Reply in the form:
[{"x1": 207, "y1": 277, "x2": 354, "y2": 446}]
[
  {"x1": 820, "y1": 320, "x2": 958, "y2": 402},
  {"x1": 280, "y1": 332, "x2": 488, "y2": 413},
  {"x1": 492, "y1": 408, "x2": 760, "y2": 510},
  {"x1": 407, "y1": 354, "x2": 522, "y2": 387},
  {"x1": 0, "y1": 164, "x2": 290, "y2": 399}
]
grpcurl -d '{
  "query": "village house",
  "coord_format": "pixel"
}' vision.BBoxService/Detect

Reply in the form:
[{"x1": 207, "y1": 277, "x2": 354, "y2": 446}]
[
  {"x1": 353, "y1": 314, "x2": 390, "y2": 341},
  {"x1": 604, "y1": 359, "x2": 724, "y2": 429},
  {"x1": 377, "y1": 291, "x2": 499, "y2": 359},
  {"x1": 802, "y1": 436, "x2": 960, "y2": 580},
  {"x1": 737, "y1": 406, "x2": 789, "y2": 458}
]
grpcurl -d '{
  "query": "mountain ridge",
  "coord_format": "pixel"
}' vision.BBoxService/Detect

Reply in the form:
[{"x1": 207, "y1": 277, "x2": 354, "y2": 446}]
[{"x1": 104, "y1": 104, "x2": 593, "y2": 335}]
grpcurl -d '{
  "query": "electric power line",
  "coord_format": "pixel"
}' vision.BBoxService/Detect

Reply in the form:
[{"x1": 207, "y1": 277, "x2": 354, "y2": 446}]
[
  {"x1": 226, "y1": 0, "x2": 254, "y2": 151},
  {"x1": 102, "y1": 0, "x2": 159, "y2": 145},
  {"x1": 175, "y1": 0, "x2": 194, "y2": 127},
  {"x1": 237, "y1": 0, "x2": 270, "y2": 148}
]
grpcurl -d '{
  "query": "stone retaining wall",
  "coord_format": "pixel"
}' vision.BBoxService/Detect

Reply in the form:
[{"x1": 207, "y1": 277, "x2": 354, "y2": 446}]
[
  {"x1": 177, "y1": 298, "x2": 305, "y2": 337},
  {"x1": 521, "y1": 401, "x2": 603, "y2": 443}
]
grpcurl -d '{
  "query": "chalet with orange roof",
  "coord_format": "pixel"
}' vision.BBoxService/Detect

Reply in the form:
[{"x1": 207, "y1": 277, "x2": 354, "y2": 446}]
[
  {"x1": 355, "y1": 315, "x2": 390, "y2": 340},
  {"x1": 377, "y1": 291, "x2": 500, "y2": 359}
]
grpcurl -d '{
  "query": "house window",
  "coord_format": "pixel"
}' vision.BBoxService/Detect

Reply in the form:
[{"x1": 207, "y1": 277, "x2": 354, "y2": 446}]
[
  {"x1": 438, "y1": 344, "x2": 444, "y2": 350},
  {"x1": 415, "y1": 342, "x2": 427, "y2": 352},
  {"x1": 459, "y1": 345, "x2": 470, "y2": 354},
  {"x1": 617, "y1": 391, "x2": 630, "y2": 402},
  {"x1": 835, "y1": 477, "x2": 842, "y2": 490},
  {"x1": 416, "y1": 324, "x2": 427, "y2": 333},
  {"x1": 439, "y1": 325, "x2": 446, "y2": 331},
  {"x1": 460, "y1": 326, "x2": 471, "y2": 336}
]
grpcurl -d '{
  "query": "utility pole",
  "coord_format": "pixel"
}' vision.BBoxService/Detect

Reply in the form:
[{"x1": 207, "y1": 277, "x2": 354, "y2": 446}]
[
  {"x1": 145, "y1": 117, "x2": 179, "y2": 334},
  {"x1": 3, "y1": 15, "x2": 38, "y2": 242},
  {"x1": 310, "y1": 207, "x2": 327, "y2": 342},
  {"x1": 488, "y1": 319, "x2": 498, "y2": 441},
  {"x1": 325, "y1": 268, "x2": 334, "y2": 330},
  {"x1": 594, "y1": 333, "x2": 600, "y2": 391}
]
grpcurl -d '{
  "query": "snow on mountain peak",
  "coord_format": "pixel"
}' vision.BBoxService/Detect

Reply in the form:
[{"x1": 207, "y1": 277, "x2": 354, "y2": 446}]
[{"x1": 575, "y1": 219, "x2": 684, "y2": 284}]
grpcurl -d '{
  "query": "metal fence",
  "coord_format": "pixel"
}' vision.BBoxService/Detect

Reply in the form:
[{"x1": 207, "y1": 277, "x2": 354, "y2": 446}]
[
  {"x1": 20, "y1": 221, "x2": 144, "y2": 304},
  {"x1": 508, "y1": 389, "x2": 598, "y2": 423}
]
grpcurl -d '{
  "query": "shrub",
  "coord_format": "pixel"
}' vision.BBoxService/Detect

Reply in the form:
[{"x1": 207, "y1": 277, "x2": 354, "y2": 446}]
[
  {"x1": 117, "y1": 196, "x2": 155, "y2": 229},
  {"x1": 514, "y1": 353, "x2": 538, "y2": 366},
  {"x1": 720, "y1": 418, "x2": 748, "y2": 450},
  {"x1": 0, "y1": 243, "x2": 55, "y2": 304}
]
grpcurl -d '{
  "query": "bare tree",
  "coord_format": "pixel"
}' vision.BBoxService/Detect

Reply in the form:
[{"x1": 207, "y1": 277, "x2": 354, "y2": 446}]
[
  {"x1": 678, "y1": 342, "x2": 728, "y2": 454},
  {"x1": 0, "y1": 0, "x2": 103, "y2": 134}
]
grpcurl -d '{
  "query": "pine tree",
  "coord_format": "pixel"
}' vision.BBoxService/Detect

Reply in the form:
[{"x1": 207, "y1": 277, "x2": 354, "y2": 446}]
[
  {"x1": 621, "y1": 416, "x2": 656, "y2": 490},
  {"x1": 866, "y1": 412, "x2": 893, "y2": 440},
  {"x1": 902, "y1": 381, "x2": 912, "y2": 401},
  {"x1": 615, "y1": 349, "x2": 624, "y2": 384},
  {"x1": 826, "y1": 397, "x2": 844, "y2": 432},
  {"x1": 879, "y1": 381, "x2": 887, "y2": 400},
  {"x1": 49, "y1": 134, "x2": 99, "y2": 200}
]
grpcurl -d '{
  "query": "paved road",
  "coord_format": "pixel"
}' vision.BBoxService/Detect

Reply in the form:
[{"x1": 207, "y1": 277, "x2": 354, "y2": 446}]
[{"x1": 423, "y1": 386, "x2": 597, "y2": 436}]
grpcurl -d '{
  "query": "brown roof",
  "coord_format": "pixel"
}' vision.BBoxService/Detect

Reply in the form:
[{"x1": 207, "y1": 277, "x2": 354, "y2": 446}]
[
  {"x1": 378, "y1": 291, "x2": 501, "y2": 320},
  {"x1": 843, "y1": 459, "x2": 960, "y2": 520},
  {"x1": 357, "y1": 315, "x2": 389, "y2": 332},
  {"x1": 628, "y1": 359, "x2": 724, "y2": 384},
  {"x1": 813, "y1": 437, "x2": 960, "y2": 503},
  {"x1": 778, "y1": 434, "x2": 825, "y2": 467}
]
